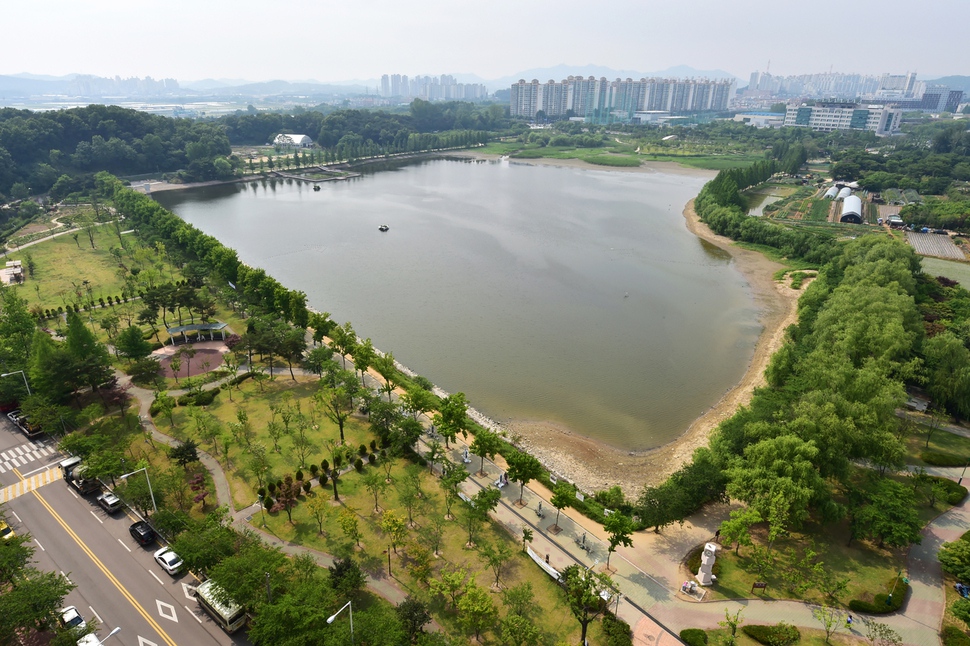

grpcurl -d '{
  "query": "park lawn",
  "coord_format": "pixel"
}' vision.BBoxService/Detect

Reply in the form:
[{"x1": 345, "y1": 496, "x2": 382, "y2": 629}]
[
  {"x1": 706, "y1": 517, "x2": 906, "y2": 605},
  {"x1": 166, "y1": 375, "x2": 372, "y2": 510},
  {"x1": 6, "y1": 224, "x2": 181, "y2": 312},
  {"x1": 258, "y1": 457, "x2": 594, "y2": 645},
  {"x1": 904, "y1": 423, "x2": 970, "y2": 465}
]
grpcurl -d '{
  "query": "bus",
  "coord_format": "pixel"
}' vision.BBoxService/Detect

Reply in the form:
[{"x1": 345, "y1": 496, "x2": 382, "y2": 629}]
[{"x1": 195, "y1": 580, "x2": 247, "y2": 634}]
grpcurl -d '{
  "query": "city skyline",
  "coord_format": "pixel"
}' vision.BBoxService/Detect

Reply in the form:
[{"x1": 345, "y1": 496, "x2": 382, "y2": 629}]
[{"x1": 2, "y1": 0, "x2": 967, "y2": 83}]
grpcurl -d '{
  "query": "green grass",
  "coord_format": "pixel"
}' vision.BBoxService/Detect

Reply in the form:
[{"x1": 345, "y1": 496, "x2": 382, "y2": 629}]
[
  {"x1": 703, "y1": 627, "x2": 857, "y2": 646},
  {"x1": 807, "y1": 199, "x2": 833, "y2": 222},
  {"x1": 923, "y1": 257, "x2": 970, "y2": 287},
  {"x1": 5, "y1": 224, "x2": 181, "y2": 312},
  {"x1": 733, "y1": 241, "x2": 820, "y2": 271},
  {"x1": 905, "y1": 423, "x2": 970, "y2": 465},
  {"x1": 586, "y1": 155, "x2": 641, "y2": 167}
]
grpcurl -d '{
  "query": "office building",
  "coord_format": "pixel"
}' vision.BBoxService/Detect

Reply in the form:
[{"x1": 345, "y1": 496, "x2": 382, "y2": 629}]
[{"x1": 784, "y1": 102, "x2": 901, "y2": 136}]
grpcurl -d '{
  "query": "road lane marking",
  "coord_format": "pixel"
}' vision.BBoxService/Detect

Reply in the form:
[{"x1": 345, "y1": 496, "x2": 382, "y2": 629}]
[
  {"x1": 185, "y1": 605, "x2": 202, "y2": 623},
  {"x1": 118, "y1": 538, "x2": 132, "y2": 553},
  {"x1": 35, "y1": 538, "x2": 45, "y2": 551},
  {"x1": 61, "y1": 571, "x2": 72, "y2": 583},
  {"x1": 138, "y1": 636, "x2": 159, "y2": 646},
  {"x1": 90, "y1": 606, "x2": 103, "y2": 624},
  {"x1": 69, "y1": 488, "x2": 78, "y2": 499},
  {"x1": 11, "y1": 510, "x2": 21, "y2": 523},
  {"x1": 181, "y1": 583, "x2": 197, "y2": 600},
  {"x1": 30, "y1": 490, "x2": 178, "y2": 646},
  {"x1": 90, "y1": 510, "x2": 104, "y2": 524},
  {"x1": 156, "y1": 600, "x2": 178, "y2": 622},
  {"x1": 150, "y1": 570, "x2": 164, "y2": 586}
]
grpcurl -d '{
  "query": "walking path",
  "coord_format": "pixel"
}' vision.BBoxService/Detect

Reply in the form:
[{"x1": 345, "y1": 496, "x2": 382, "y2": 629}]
[{"x1": 116, "y1": 346, "x2": 965, "y2": 645}]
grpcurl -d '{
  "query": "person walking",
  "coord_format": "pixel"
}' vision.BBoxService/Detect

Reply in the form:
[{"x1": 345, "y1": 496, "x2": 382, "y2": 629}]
[{"x1": 846, "y1": 614, "x2": 853, "y2": 630}]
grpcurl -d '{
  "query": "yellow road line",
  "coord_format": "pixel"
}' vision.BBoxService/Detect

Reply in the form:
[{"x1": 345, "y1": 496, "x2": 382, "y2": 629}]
[
  {"x1": 0, "y1": 466, "x2": 62, "y2": 503},
  {"x1": 26, "y1": 481, "x2": 179, "y2": 646}
]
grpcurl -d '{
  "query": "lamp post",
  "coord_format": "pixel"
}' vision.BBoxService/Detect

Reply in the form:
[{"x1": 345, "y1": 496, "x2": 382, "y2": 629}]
[
  {"x1": 120, "y1": 467, "x2": 157, "y2": 514},
  {"x1": 97, "y1": 627, "x2": 122, "y2": 644},
  {"x1": 960, "y1": 458, "x2": 970, "y2": 487},
  {"x1": 327, "y1": 600, "x2": 353, "y2": 645},
  {"x1": 1, "y1": 370, "x2": 31, "y2": 396}
]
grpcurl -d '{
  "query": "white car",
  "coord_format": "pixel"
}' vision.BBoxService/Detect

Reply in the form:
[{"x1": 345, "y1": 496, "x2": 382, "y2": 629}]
[
  {"x1": 60, "y1": 605, "x2": 86, "y2": 631},
  {"x1": 153, "y1": 547, "x2": 184, "y2": 575}
]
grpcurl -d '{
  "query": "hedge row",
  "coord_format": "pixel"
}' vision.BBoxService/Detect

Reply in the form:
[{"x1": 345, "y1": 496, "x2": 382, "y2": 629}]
[
  {"x1": 934, "y1": 476, "x2": 969, "y2": 505},
  {"x1": 848, "y1": 579, "x2": 909, "y2": 613},
  {"x1": 923, "y1": 452, "x2": 969, "y2": 467},
  {"x1": 679, "y1": 628, "x2": 708, "y2": 646},
  {"x1": 742, "y1": 623, "x2": 800, "y2": 646}
]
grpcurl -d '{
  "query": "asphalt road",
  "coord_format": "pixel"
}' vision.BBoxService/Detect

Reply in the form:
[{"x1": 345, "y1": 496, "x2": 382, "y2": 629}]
[{"x1": 1, "y1": 417, "x2": 250, "y2": 646}]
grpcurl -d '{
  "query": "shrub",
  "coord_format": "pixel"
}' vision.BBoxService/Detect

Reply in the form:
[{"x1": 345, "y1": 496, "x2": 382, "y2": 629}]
[
  {"x1": 368, "y1": 452, "x2": 377, "y2": 464},
  {"x1": 933, "y1": 476, "x2": 969, "y2": 504},
  {"x1": 943, "y1": 626, "x2": 970, "y2": 646},
  {"x1": 310, "y1": 464, "x2": 319, "y2": 476},
  {"x1": 296, "y1": 469, "x2": 304, "y2": 482},
  {"x1": 302, "y1": 480, "x2": 311, "y2": 494},
  {"x1": 149, "y1": 341, "x2": 164, "y2": 351},
  {"x1": 742, "y1": 623, "x2": 800, "y2": 646},
  {"x1": 680, "y1": 628, "x2": 708, "y2": 646},
  {"x1": 849, "y1": 578, "x2": 909, "y2": 613},
  {"x1": 923, "y1": 452, "x2": 967, "y2": 467},
  {"x1": 602, "y1": 611, "x2": 632, "y2": 646},
  {"x1": 359, "y1": 444, "x2": 367, "y2": 456},
  {"x1": 354, "y1": 458, "x2": 364, "y2": 473},
  {"x1": 226, "y1": 371, "x2": 255, "y2": 386}
]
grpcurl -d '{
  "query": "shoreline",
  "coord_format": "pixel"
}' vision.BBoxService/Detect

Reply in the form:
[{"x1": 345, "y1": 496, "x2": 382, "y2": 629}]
[{"x1": 447, "y1": 152, "x2": 799, "y2": 495}]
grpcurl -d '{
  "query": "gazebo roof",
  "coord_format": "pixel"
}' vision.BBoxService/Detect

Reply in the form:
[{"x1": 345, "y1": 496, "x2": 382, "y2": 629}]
[{"x1": 166, "y1": 322, "x2": 228, "y2": 335}]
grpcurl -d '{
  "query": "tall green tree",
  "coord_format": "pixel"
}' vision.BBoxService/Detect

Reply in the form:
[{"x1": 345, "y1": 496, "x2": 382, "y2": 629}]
[
  {"x1": 506, "y1": 450, "x2": 543, "y2": 506},
  {"x1": 558, "y1": 564, "x2": 614, "y2": 645},
  {"x1": 470, "y1": 428, "x2": 501, "y2": 477},
  {"x1": 603, "y1": 512, "x2": 635, "y2": 570}
]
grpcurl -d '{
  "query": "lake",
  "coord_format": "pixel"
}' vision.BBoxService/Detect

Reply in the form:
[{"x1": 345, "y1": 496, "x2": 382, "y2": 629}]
[{"x1": 155, "y1": 157, "x2": 761, "y2": 451}]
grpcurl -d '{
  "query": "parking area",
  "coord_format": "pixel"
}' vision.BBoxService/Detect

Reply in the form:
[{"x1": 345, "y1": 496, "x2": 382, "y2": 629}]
[{"x1": 906, "y1": 231, "x2": 967, "y2": 260}]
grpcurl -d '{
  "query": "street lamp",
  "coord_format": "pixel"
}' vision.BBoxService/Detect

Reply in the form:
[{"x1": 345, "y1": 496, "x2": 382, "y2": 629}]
[
  {"x1": 1, "y1": 370, "x2": 31, "y2": 396},
  {"x1": 98, "y1": 627, "x2": 122, "y2": 644},
  {"x1": 327, "y1": 600, "x2": 353, "y2": 645},
  {"x1": 120, "y1": 467, "x2": 157, "y2": 514}
]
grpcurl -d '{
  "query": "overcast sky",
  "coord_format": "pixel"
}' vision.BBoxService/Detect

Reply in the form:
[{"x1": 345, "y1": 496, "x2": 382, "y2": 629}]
[{"x1": 4, "y1": 0, "x2": 967, "y2": 83}]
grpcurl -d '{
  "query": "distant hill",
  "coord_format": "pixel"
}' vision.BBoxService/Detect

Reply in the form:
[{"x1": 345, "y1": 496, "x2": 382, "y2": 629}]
[
  {"x1": 925, "y1": 75, "x2": 970, "y2": 94},
  {"x1": 490, "y1": 64, "x2": 741, "y2": 90}
]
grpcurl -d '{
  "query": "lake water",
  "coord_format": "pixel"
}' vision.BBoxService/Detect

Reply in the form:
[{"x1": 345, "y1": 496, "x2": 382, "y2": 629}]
[{"x1": 155, "y1": 157, "x2": 760, "y2": 451}]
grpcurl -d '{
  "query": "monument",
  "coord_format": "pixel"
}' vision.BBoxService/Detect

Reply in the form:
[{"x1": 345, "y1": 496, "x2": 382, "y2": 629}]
[{"x1": 696, "y1": 542, "x2": 718, "y2": 586}]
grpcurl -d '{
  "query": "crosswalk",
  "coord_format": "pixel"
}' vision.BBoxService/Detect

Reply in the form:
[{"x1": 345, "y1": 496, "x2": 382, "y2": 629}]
[
  {"x1": 0, "y1": 466, "x2": 63, "y2": 503},
  {"x1": 0, "y1": 439, "x2": 56, "y2": 474}
]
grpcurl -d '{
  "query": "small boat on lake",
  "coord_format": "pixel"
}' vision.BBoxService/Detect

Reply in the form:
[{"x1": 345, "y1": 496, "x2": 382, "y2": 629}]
[
  {"x1": 378, "y1": 224, "x2": 389, "y2": 232},
  {"x1": 313, "y1": 184, "x2": 321, "y2": 191}
]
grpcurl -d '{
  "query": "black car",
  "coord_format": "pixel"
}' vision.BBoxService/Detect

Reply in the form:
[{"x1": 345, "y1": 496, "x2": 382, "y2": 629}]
[{"x1": 129, "y1": 521, "x2": 156, "y2": 546}]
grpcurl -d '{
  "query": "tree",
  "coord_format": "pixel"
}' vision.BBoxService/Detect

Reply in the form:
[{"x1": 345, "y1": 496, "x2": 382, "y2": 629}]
[
  {"x1": 456, "y1": 583, "x2": 498, "y2": 642},
  {"x1": 853, "y1": 479, "x2": 923, "y2": 548},
  {"x1": 380, "y1": 509, "x2": 408, "y2": 554},
  {"x1": 500, "y1": 614, "x2": 541, "y2": 646},
  {"x1": 429, "y1": 566, "x2": 468, "y2": 609},
  {"x1": 317, "y1": 375, "x2": 355, "y2": 442},
  {"x1": 477, "y1": 540, "x2": 515, "y2": 588},
  {"x1": 506, "y1": 450, "x2": 542, "y2": 506},
  {"x1": 398, "y1": 475, "x2": 424, "y2": 527},
  {"x1": 169, "y1": 439, "x2": 200, "y2": 469},
  {"x1": 280, "y1": 327, "x2": 307, "y2": 381},
  {"x1": 860, "y1": 616, "x2": 902, "y2": 646},
  {"x1": 432, "y1": 392, "x2": 469, "y2": 448},
  {"x1": 396, "y1": 595, "x2": 431, "y2": 643},
  {"x1": 940, "y1": 539, "x2": 970, "y2": 582},
  {"x1": 115, "y1": 324, "x2": 152, "y2": 362},
  {"x1": 247, "y1": 578, "x2": 336, "y2": 646},
  {"x1": 502, "y1": 582, "x2": 536, "y2": 618},
  {"x1": 719, "y1": 607, "x2": 745, "y2": 646},
  {"x1": 551, "y1": 482, "x2": 573, "y2": 532},
  {"x1": 559, "y1": 564, "x2": 613, "y2": 645},
  {"x1": 373, "y1": 352, "x2": 397, "y2": 402},
  {"x1": 305, "y1": 492, "x2": 332, "y2": 535},
  {"x1": 604, "y1": 511, "x2": 634, "y2": 570},
  {"x1": 719, "y1": 507, "x2": 762, "y2": 556},
  {"x1": 328, "y1": 556, "x2": 366, "y2": 597},
  {"x1": 521, "y1": 527, "x2": 533, "y2": 553},
  {"x1": 339, "y1": 506, "x2": 362, "y2": 547},
  {"x1": 401, "y1": 385, "x2": 436, "y2": 420},
  {"x1": 363, "y1": 470, "x2": 389, "y2": 513},
  {"x1": 811, "y1": 604, "x2": 845, "y2": 644},
  {"x1": 441, "y1": 463, "x2": 469, "y2": 519},
  {"x1": 208, "y1": 540, "x2": 292, "y2": 613},
  {"x1": 425, "y1": 440, "x2": 446, "y2": 475},
  {"x1": 0, "y1": 568, "x2": 76, "y2": 644},
  {"x1": 470, "y1": 428, "x2": 501, "y2": 477},
  {"x1": 272, "y1": 474, "x2": 300, "y2": 523}
]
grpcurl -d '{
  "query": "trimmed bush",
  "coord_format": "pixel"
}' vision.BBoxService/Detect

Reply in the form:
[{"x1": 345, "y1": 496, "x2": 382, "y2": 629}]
[
  {"x1": 680, "y1": 629, "x2": 708, "y2": 646},
  {"x1": 354, "y1": 458, "x2": 364, "y2": 473},
  {"x1": 226, "y1": 371, "x2": 255, "y2": 386},
  {"x1": 923, "y1": 452, "x2": 967, "y2": 467},
  {"x1": 942, "y1": 626, "x2": 970, "y2": 646},
  {"x1": 933, "y1": 476, "x2": 969, "y2": 504},
  {"x1": 849, "y1": 578, "x2": 909, "y2": 613},
  {"x1": 602, "y1": 611, "x2": 632, "y2": 646},
  {"x1": 742, "y1": 623, "x2": 800, "y2": 646}
]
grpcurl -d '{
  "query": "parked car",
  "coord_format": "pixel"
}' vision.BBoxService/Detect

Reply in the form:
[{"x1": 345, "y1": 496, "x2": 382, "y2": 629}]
[
  {"x1": 0, "y1": 519, "x2": 14, "y2": 540},
  {"x1": 153, "y1": 547, "x2": 184, "y2": 576},
  {"x1": 97, "y1": 492, "x2": 123, "y2": 514},
  {"x1": 60, "y1": 606, "x2": 86, "y2": 631},
  {"x1": 129, "y1": 521, "x2": 156, "y2": 546},
  {"x1": 6, "y1": 409, "x2": 21, "y2": 422}
]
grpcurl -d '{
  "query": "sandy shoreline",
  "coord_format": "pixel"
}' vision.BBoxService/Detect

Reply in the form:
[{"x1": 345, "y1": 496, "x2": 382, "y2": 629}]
[{"x1": 452, "y1": 151, "x2": 802, "y2": 496}]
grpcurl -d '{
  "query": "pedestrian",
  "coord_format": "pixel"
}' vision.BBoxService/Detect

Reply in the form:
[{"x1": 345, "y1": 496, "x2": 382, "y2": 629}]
[
  {"x1": 714, "y1": 529, "x2": 721, "y2": 543},
  {"x1": 545, "y1": 553, "x2": 550, "y2": 565},
  {"x1": 846, "y1": 614, "x2": 853, "y2": 629}
]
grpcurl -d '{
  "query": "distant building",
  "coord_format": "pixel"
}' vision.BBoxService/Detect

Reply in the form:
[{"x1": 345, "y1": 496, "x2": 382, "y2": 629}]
[
  {"x1": 510, "y1": 76, "x2": 736, "y2": 121},
  {"x1": 784, "y1": 102, "x2": 901, "y2": 136},
  {"x1": 273, "y1": 134, "x2": 313, "y2": 148},
  {"x1": 732, "y1": 112, "x2": 785, "y2": 128}
]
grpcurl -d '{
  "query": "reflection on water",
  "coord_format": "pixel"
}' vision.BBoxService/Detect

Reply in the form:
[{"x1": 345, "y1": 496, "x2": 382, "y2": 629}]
[{"x1": 156, "y1": 158, "x2": 760, "y2": 451}]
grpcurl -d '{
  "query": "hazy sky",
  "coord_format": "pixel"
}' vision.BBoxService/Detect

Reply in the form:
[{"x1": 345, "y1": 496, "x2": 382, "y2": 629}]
[{"x1": 4, "y1": 0, "x2": 967, "y2": 82}]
